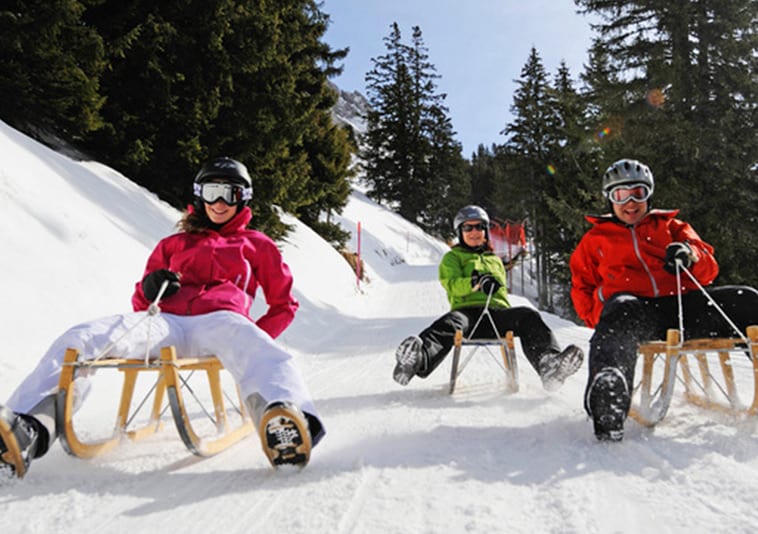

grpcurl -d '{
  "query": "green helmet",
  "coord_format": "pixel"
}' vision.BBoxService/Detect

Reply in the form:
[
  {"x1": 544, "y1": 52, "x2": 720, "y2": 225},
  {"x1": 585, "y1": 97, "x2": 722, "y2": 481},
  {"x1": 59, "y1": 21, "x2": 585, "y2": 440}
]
[{"x1": 602, "y1": 159, "x2": 654, "y2": 198}]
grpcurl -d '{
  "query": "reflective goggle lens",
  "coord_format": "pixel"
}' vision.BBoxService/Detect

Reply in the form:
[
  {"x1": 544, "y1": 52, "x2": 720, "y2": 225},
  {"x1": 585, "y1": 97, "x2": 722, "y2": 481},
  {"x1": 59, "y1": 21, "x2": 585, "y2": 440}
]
[
  {"x1": 194, "y1": 182, "x2": 251, "y2": 205},
  {"x1": 461, "y1": 223, "x2": 487, "y2": 232},
  {"x1": 608, "y1": 184, "x2": 651, "y2": 204}
]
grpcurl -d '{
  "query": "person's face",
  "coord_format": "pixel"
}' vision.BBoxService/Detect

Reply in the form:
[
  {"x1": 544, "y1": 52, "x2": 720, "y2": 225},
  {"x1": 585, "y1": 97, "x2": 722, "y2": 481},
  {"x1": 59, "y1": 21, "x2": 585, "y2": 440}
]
[
  {"x1": 608, "y1": 184, "x2": 651, "y2": 225},
  {"x1": 203, "y1": 180, "x2": 238, "y2": 225},
  {"x1": 612, "y1": 197, "x2": 648, "y2": 225},
  {"x1": 460, "y1": 219, "x2": 487, "y2": 247}
]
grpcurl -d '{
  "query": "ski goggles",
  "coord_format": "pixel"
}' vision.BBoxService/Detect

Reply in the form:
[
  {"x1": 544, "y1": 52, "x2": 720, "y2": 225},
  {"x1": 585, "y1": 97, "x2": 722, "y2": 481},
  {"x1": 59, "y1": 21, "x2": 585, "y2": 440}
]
[
  {"x1": 607, "y1": 184, "x2": 652, "y2": 204},
  {"x1": 461, "y1": 222, "x2": 488, "y2": 233},
  {"x1": 194, "y1": 182, "x2": 252, "y2": 205}
]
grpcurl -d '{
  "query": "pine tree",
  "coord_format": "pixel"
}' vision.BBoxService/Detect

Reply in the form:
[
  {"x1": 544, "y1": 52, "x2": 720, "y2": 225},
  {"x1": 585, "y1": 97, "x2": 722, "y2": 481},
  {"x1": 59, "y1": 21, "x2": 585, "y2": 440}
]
[
  {"x1": 362, "y1": 23, "x2": 411, "y2": 208},
  {"x1": 579, "y1": 38, "x2": 628, "y2": 162},
  {"x1": 361, "y1": 23, "x2": 466, "y2": 237},
  {"x1": 542, "y1": 62, "x2": 602, "y2": 315},
  {"x1": 576, "y1": 0, "x2": 758, "y2": 284},
  {"x1": 468, "y1": 144, "x2": 505, "y2": 217},
  {"x1": 81, "y1": 0, "x2": 352, "y2": 236},
  {"x1": 297, "y1": 90, "x2": 355, "y2": 248},
  {"x1": 0, "y1": 0, "x2": 105, "y2": 144},
  {"x1": 500, "y1": 47, "x2": 561, "y2": 310}
]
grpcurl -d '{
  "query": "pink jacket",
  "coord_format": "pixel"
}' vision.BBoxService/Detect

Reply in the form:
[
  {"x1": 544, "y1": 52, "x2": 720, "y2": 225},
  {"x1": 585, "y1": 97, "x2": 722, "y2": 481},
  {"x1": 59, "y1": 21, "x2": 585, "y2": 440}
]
[{"x1": 132, "y1": 207, "x2": 298, "y2": 338}]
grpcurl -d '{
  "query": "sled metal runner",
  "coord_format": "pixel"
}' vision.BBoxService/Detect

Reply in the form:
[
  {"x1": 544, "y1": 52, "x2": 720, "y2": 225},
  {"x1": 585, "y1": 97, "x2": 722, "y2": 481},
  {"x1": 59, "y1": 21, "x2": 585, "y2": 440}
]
[
  {"x1": 449, "y1": 330, "x2": 518, "y2": 394},
  {"x1": 629, "y1": 325, "x2": 758, "y2": 427},
  {"x1": 56, "y1": 346, "x2": 254, "y2": 459}
]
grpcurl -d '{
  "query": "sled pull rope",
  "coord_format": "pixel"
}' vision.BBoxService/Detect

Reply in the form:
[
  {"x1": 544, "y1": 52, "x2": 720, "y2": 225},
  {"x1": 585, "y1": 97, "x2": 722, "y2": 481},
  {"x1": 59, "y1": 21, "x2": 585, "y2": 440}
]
[
  {"x1": 676, "y1": 260, "x2": 749, "y2": 345},
  {"x1": 144, "y1": 280, "x2": 170, "y2": 364},
  {"x1": 468, "y1": 285, "x2": 503, "y2": 341},
  {"x1": 675, "y1": 263, "x2": 685, "y2": 342},
  {"x1": 91, "y1": 280, "x2": 170, "y2": 362}
]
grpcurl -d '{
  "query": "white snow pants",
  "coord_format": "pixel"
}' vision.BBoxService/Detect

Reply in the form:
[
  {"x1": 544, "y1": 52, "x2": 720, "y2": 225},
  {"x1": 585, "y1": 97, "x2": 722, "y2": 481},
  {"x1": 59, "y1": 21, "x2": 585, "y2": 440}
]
[{"x1": 6, "y1": 310, "x2": 323, "y2": 438}]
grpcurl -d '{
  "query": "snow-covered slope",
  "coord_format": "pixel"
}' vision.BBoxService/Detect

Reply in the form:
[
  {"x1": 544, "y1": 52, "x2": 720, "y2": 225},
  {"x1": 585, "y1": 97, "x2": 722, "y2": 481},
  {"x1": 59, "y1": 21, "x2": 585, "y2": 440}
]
[{"x1": 1, "y1": 120, "x2": 758, "y2": 533}]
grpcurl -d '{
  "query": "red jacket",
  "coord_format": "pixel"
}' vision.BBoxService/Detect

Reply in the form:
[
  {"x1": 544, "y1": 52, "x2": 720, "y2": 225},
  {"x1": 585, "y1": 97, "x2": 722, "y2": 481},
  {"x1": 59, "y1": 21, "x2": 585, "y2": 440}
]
[
  {"x1": 132, "y1": 207, "x2": 298, "y2": 338},
  {"x1": 570, "y1": 209, "x2": 718, "y2": 328}
]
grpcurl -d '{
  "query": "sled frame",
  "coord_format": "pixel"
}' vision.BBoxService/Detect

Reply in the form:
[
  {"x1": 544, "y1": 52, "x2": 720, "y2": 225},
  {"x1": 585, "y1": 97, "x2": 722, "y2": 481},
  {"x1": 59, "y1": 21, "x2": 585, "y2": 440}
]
[
  {"x1": 449, "y1": 330, "x2": 518, "y2": 394},
  {"x1": 629, "y1": 325, "x2": 758, "y2": 427},
  {"x1": 56, "y1": 346, "x2": 254, "y2": 459},
  {"x1": 0, "y1": 410, "x2": 27, "y2": 478},
  {"x1": 678, "y1": 325, "x2": 758, "y2": 416}
]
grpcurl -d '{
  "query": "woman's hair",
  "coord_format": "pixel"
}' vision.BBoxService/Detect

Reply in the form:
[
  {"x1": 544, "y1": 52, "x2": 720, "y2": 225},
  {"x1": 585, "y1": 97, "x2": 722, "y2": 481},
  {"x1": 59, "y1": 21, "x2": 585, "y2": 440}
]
[{"x1": 177, "y1": 208, "x2": 216, "y2": 233}]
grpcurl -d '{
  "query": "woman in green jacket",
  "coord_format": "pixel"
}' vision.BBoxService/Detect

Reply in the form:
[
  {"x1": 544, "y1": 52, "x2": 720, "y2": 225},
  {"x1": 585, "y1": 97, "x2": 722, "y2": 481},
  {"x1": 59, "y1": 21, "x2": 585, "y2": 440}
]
[{"x1": 393, "y1": 205, "x2": 583, "y2": 390}]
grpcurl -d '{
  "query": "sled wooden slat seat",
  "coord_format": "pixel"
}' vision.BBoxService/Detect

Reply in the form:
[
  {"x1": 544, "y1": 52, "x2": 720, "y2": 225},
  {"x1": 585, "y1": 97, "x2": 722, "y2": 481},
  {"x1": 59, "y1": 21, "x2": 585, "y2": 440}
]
[
  {"x1": 629, "y1": 325, "x2": 758, "y2": 427},
  {"x1": 449, "y1": 330, "x2": 518, "y2": 394},
  {"x1": 678, "y1": 325, "x2": 758, "y2": 416},
  {"x1": 56, "y1": 346, "x2": 254, "y2": 459}
]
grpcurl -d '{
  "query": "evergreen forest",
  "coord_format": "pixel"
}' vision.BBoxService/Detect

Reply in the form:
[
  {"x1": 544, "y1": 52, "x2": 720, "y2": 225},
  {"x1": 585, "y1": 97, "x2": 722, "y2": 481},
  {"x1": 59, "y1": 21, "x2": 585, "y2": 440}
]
[
  {"x1": 0, "y1": 0, "x2": 755, "y2": 320},
  {"x1": 360, "y1": 1, "x2": 756, "y2": 316}
]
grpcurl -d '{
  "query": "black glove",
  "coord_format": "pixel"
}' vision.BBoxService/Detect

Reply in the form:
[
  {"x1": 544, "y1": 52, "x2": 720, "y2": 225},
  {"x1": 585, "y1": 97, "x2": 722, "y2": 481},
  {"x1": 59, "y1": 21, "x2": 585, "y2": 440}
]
[
  {"x1": 142, "y1": 269, "x2": 181, "y2": 301},
  {"x1": 471, "y1": 269, "x2": 482, "y2": 289},
  {"x1": 663, "y1": 242, "x2": 696, "y2": 274},
  {"x1": 477, "y1": 274, "x2": 502, "y2": 295}
]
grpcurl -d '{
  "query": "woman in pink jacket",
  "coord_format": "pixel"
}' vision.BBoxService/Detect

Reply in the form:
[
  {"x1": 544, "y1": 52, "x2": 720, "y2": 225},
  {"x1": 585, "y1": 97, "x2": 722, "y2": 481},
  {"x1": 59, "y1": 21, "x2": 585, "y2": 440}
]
[
  {"x1": 1, "y1": 157, "x2": 323, "y2": 477},
  {"x1": 570, "y1": 159, "x2": 758, "y2": 442}
]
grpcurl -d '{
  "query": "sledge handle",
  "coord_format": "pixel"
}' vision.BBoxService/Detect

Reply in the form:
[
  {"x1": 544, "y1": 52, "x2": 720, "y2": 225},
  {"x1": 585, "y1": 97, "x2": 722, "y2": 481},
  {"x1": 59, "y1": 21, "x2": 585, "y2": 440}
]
[{"x1": 147, "y1": 280, "x2": 170, "y2": 316}]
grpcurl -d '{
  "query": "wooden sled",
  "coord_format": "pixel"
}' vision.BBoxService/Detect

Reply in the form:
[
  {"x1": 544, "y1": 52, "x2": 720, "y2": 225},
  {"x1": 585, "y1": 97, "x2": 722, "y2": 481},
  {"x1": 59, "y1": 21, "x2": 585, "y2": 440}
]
[
  {"x1": 56, "y1": 346, "x2": 254, "y2": 459},
  {"x1": 449, "y1": 330, "x2": 518, "y2": 394},
  {"x1": 0, "y1": 406, "x2": 29, "y2": 478},
  {"x1": 629, "y1": 325, "x2": 758, "y2": 427}
]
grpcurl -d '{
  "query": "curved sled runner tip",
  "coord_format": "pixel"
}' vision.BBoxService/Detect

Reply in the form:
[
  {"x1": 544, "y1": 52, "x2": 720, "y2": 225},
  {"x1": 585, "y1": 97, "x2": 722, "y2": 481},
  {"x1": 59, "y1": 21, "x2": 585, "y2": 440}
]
[
  {"x1": 160, "y1": 346, "x2": 254, "y2": 457},
  {"x1": 0, "y1": 414, "x2": 27, "y2": 479},
  {"x1": 629, "y1": 325, "x2": 758, "y2": 427}
]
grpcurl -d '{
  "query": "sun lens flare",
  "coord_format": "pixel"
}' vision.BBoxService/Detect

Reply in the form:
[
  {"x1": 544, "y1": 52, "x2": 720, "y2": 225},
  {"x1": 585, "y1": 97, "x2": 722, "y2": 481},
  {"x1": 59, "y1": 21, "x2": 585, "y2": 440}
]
[{"x1": 646, "y1": 88, "x2": 665, "y2": 108}]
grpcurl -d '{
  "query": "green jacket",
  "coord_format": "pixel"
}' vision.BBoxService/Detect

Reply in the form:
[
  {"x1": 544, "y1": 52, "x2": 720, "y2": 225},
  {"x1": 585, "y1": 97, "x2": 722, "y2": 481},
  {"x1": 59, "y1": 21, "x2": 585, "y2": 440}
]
[{"x1": 439, "y1": 245, "x2": 510, "y2": 310}]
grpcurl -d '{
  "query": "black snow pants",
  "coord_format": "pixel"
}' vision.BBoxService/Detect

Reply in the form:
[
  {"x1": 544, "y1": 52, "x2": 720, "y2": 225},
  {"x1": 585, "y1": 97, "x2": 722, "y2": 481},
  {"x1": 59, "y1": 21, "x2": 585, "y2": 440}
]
[
  {"x1": 416, "y1": 306, "x2": 560, "y2": 378},
  {"x1": 584, "y1": 285, "x2": 758, "y2": 415}
]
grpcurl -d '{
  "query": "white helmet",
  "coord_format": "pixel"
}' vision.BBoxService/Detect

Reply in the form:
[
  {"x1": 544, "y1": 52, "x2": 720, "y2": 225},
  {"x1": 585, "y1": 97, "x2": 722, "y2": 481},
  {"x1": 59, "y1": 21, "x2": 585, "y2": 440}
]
[
  {"x1": 453, "y1": 205, "x2": 490, "y2": 231},
  {"x1": 602, "y1": 159, "x2": 654, "y2": 198}
]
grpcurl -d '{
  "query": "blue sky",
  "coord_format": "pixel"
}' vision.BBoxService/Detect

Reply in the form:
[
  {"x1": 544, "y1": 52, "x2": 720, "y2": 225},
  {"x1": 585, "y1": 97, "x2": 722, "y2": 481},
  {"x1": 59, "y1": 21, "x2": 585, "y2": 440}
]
[{"x1": 320, "y1": 0, "x2": 597, "y2": 157}]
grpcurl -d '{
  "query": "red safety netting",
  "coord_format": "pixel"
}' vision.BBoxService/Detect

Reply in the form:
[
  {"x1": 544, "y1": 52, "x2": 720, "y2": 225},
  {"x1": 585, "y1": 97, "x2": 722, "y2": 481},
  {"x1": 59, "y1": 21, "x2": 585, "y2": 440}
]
[{"x1": 490, "y1": 219, "x2": 527, "y2": 267}]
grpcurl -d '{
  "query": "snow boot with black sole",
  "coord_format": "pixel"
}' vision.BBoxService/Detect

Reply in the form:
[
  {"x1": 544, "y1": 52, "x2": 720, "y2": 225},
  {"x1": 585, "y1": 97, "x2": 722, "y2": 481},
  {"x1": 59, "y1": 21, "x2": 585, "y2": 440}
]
[
  {"x1": 539, "y1": 345, "x2": 584, "y2": 392},
  {"x1": 586, "y1": 367, "x2": 629, "y2": 442},
  {"x1": 259, "y1": 402, "x2": 312, "y2": 469},
  {"x1": 393, "y1": 336, "x2": 425, "y2": 386}
]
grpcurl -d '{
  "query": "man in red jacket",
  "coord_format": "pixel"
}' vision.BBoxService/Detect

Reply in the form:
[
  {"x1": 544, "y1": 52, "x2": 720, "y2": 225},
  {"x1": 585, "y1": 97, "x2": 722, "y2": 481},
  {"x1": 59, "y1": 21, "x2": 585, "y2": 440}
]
[{"x1": 570, "y1": 158, "x2": 758, "y2": 441}]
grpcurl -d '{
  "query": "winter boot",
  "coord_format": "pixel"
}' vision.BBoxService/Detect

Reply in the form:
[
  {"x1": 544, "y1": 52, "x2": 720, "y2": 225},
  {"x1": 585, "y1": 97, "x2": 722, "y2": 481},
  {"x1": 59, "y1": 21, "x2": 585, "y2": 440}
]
[
  {"x1": 586, "y1": 367, "x2": 630, "y2": 442},
  {"x1": 259, "y1": 401, "x2": 312, "y2": 469},
  {"x1": 392, "y1": 336, "x2": 424, "y2": 386},
  {"x1": 0, "y1": 405, "x2": 41, "y2": 479},
  {"x1": 539, "y1": 345, "x2": 584, "y2": 392},
  {"x1": 393, "y1": 336, "x2": 426, "y2": 386}
]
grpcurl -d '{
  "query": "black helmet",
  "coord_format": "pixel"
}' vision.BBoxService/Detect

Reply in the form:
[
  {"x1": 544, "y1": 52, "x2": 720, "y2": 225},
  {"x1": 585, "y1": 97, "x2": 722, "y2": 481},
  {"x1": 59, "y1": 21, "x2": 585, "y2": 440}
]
[
  {"x1": 602, "y1": 159, "x2": 654, "y2": 198},
  {"x1": 194, "y1": 157, "x2": 252, "y2": 188},
  {"x1": 193, "y1": 157, "x2": 253, "y2": 210},
  {"x1": 453, "y1": 205, "x2": 490, "y2": 231}
]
